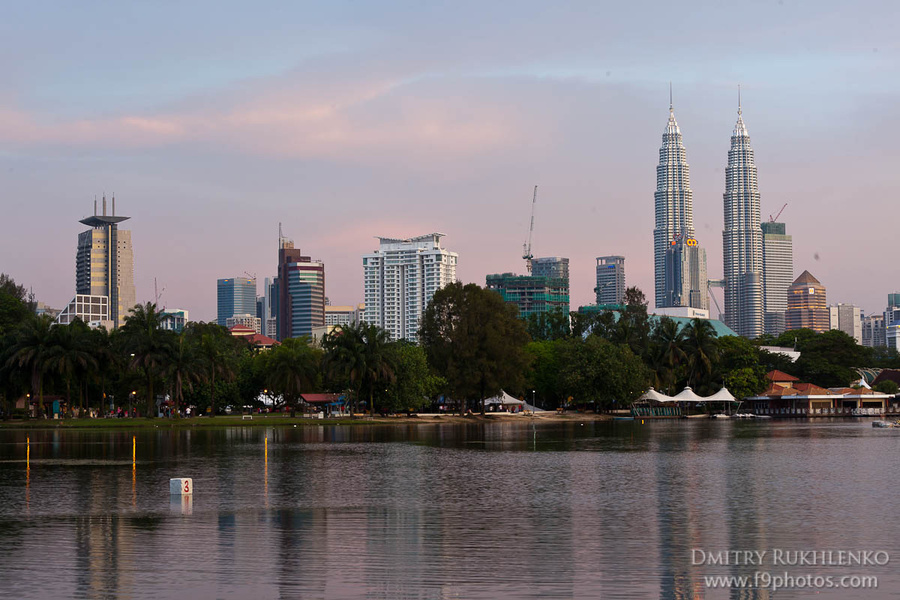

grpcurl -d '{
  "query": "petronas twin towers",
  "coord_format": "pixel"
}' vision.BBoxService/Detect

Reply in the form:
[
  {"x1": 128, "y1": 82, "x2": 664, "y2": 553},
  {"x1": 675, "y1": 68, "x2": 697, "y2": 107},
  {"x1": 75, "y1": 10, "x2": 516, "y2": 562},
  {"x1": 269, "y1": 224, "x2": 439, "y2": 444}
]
[{"x1": 654, "y1": 89, "x2": 763, "y2": 338}]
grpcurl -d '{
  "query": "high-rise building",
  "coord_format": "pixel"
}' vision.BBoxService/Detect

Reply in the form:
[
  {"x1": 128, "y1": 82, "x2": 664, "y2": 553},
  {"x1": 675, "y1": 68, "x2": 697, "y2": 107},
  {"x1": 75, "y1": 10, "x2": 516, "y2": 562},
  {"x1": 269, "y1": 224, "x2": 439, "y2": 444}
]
[
  {"x1": 785, "y1": 270, "x2": 828, "y2": 333},
  {"x1": 761, "y1": 221, "x2": 793, "y2": 336},
  {"x1": 722, "y1": 95, "x2": 764, "y2": 338},
  {"x1": 275, "y1": 233, "x2": 325, "y2": 340},
  {"x1": 325, "y1": 304, "x2": 365, "y2": 327},
  {"x1": 216, "y1": 277, "x2": 257, "y2": 327},
  {"x1": 362, "y1": 233, "x2": 457, "y2": 342},
  {"x1": 653, "y1": 93, "x2": 706, "y2": 309},
  {"x1": 486, "y1": 273, "x2": 569, "y2": 321},
  {"x1": 829, "y1": 303, "x2": 862, "y2": 344},
  {"x1": 664, "y1": 238, "x2": 709, "y2": 311},
  {"x1": 595, "y1": 256, "x2": 625, "y2": 305},
  {"x1": 862, "y1": 313, "x2": 886, "y2": 348},
  {"x1": 531, "y1": 257, "x2": 569, "y2": 281},
  {"x1": 75, "y1": 195, "x2": 135, "y2": 328}
]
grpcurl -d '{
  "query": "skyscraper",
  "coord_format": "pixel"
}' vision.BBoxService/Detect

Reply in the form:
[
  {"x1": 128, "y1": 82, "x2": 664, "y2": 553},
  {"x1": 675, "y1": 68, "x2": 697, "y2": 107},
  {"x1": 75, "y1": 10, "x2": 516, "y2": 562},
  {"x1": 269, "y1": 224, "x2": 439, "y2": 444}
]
[
  {"x1": 275, "y1": 233, "x2": 325, "y2": 340},
  {"x1": 362, "y1": 234, "x2": 457, "y2": 342},
  {"x1": 653, "y1": 90, "x2": 707, "y2": 308},
  {"x1": 761, "y1": 221, "x2": 793, "y2": 336},
  {"x1": 217, "y1": 277, "x2": 257, "y2": 327},
  {"x1": 664, "y1": 238, "x2": 709, "y2": 311},
  {"x1": 722, "y1": 93, "x2": 764, "y2": 338},
  {"x1": 785, "y1": 270, "x2": 828, "y2": 333},
  {"x1": 75, "y1": 195, "x2": 135, "y2": 328},
  {"x1": 829, "y1": 303, "x2": 862, "y2": 344},
  {"x1": 595, "y1": 256, "x2": 625, "y2": 305}
]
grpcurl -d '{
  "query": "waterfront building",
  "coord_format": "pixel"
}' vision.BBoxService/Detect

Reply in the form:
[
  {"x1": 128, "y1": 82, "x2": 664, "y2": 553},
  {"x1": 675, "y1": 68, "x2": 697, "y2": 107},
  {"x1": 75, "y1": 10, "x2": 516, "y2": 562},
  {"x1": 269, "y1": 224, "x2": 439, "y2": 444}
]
[
  {"x1": 663, "y1": 237, "x2": 708, "y2": 311},
  {"x1": 862, "y1": 314, "x2": 885, "y2": 347},
  {"x1": 226, "y1": 313, "x2": 261, "y2": 334},
  {"x1": 362, "y1": 234, "x2": 457, "y2": 342},
  {"x1": 595, "y1": 256, "x2": 625, "y2": 305},
  {"x1": 275, "y1": 232, "x2": 325, "y2": 340},
  {"x1": 785, "y1": 270, "x2": 828, "y2": 333},
  {"x1": 653, "y1": 92, "x2": 706, "y2": 309},
  {"x1": 74, "y1": 196, "x2": 135, "y2": 328},
  {"x1": 761, "y1": 221, "x2": 793, "y2": 336},
  {"x1": 56, "y1": 294, "x2": 111, "y2": 329},
  {"x1": 160, "y1": 308, "x2": 189, "y2": 333},
  {"x1": 486, "y1": 273, "x2": 569, "y2": 320},
  {"x1": 531, "y1": 257, "x2": 569, "y2": 281},
  {"x1": 829, "y1": 303, "x2": 862, "y2": 344},
  {"x1": 722, "y1": 95, "x2": 764, "y2": 338},
  {"x1": 217, "y1": 277, "x2": 256, "y2": 328}
]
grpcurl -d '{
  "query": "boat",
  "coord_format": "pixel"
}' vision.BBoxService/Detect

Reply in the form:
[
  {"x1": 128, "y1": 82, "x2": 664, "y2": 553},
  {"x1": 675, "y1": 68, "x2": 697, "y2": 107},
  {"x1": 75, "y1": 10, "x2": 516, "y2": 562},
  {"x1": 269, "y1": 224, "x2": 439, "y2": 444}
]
[
  {"x1": 872, "y1": 420, "x2": 900, "y2": 428},
  {"x1": 711, "y1": 413, "x2": 731, "y2": 419}
]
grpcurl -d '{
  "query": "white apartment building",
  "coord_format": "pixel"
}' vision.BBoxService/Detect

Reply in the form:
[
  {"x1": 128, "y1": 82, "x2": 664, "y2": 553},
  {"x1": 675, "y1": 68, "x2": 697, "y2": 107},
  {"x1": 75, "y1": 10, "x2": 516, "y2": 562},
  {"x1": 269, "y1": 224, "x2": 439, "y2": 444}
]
[
  {"x1": 362, "y1": 234, "x2": 457, "y2": 342},
  {"x1": 325, "y1": 303, "x2": 365, "y2": 327}
]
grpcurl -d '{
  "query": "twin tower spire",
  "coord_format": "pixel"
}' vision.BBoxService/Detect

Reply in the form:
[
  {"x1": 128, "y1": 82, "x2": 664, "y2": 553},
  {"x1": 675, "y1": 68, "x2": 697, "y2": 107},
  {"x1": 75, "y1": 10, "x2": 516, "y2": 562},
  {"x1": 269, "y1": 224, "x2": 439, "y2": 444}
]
[{"x1": 653, "y1": 85, "x2": 763, "y2": 338}]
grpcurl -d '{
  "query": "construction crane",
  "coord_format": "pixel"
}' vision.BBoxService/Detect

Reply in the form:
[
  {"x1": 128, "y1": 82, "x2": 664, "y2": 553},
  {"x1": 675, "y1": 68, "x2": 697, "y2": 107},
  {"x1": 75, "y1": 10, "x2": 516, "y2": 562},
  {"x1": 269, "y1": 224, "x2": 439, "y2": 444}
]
[
  {"x1": 522, "y1": 185, "x2": 538, "y2": 273},
  {"x1": 768, "y1": 203, "x2": 787, "y2": 223},
  {"x1": 154, "y1": 277, "x2": 166, "y2": 308}
]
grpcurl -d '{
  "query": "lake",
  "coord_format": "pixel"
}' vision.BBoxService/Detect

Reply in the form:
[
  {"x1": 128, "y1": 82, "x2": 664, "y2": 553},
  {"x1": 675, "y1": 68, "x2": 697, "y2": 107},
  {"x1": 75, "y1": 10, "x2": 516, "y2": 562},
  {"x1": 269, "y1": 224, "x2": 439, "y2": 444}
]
[{"x1": 0, "y1": 419, "x2": 897, "y2": 599}]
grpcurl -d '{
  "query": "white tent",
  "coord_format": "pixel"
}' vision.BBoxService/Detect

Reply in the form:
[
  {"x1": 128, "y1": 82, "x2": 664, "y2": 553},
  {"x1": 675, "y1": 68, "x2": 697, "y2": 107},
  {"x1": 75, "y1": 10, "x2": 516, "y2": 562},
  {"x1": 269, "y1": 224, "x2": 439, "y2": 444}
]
[
  {"x1": 672, "y1": 386, "x2": 704, "y2": 402},
  {"x1": 638, "y1": 388, "x2": 677, "y2": 403},
  {"x1": 705, "y1": 387, "x2": 737, "y2": 403},
  {"x1": 483, "y1": 390, "x2": 525, "y2": 406}
]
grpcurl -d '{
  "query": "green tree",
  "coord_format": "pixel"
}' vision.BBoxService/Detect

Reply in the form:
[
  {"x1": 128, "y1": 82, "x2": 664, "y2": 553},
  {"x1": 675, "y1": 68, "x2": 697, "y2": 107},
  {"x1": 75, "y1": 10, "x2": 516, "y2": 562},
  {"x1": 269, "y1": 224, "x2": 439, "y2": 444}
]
[
  {"x1": 525, "y1": 308, "x2": 571, "y2": 341},
  {"x1": 194, "y1": 324, "x2": 241, "y2": 415},
  {"x1": 120, "y1": 302, "x2": 175, "y2": 416},
  {"x1": 716, "y1": 336, "x2": 767, "y2": 400},
  {"x1": 45, "y1": 321, "x2": 98, "y2": 414},
  {"x1": 606, "y1": 287, "x2": 651, "y2": 358},
  {"x1": 265, "y1": 337, "x2": 320, "y2": 414},
  {"x1": 0, "y1": 274, "x2": 31, "y2": 336},
  {"x1": 682, "y1": 318, "x2": 720, "y2": 393},
  {"x1": 5, "y1": 315, "x2": 54, "y2": 417},
  {"x1": 874, "y1": 380, "x2": 899, "y2": 395},
  {"x1": 419, "y1": 282, "x2": 531, "y2": 414},
  {"x1": 525, "y1": 339, "x2": 564, "y2": 409},
  {"x1": 166, "y1": 332, "x2": 204, "y2": 414},
  {"x1": 557, "y1": 334, "x2": 650, "y2": 410},
  {"x1": 648, "y1": 317, "x2": 687, "y2": 395},
  {"x1": 383, "y1": 342, "x2": 442, "y2": 412},
  {"x1": 323, "y1": 322, "x2": 394, "y2": 416}
]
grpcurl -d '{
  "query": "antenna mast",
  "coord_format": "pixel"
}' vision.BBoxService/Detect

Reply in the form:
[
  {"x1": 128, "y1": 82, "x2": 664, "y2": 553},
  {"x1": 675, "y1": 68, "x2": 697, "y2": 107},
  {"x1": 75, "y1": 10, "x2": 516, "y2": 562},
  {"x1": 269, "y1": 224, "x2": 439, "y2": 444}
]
[{"x1": 522, "y1": 185, "x2": 537, "y2": 274}]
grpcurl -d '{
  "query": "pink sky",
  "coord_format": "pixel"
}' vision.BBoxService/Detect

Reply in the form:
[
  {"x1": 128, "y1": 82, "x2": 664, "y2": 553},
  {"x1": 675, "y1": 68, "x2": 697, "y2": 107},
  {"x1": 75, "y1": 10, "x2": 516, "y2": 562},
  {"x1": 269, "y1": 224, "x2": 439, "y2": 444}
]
[{"x1": 1, "y1": 1, "x2": 898, "y2": 321}]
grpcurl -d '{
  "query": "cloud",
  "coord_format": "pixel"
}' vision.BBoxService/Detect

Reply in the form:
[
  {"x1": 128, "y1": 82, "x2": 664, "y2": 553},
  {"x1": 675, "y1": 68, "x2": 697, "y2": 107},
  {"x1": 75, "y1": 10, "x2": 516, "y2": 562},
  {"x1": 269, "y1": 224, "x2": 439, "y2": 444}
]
[{"x1": 0, "y1": 71, "x2": 524, "y2": 162}]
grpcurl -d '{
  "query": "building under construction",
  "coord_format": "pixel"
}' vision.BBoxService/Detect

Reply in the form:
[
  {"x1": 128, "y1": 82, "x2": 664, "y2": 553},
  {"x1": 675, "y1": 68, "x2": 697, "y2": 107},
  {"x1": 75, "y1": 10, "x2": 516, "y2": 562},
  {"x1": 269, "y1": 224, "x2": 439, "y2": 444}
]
[{"x1": 486, "y1": 271, "x2": 569, "y2": 320}]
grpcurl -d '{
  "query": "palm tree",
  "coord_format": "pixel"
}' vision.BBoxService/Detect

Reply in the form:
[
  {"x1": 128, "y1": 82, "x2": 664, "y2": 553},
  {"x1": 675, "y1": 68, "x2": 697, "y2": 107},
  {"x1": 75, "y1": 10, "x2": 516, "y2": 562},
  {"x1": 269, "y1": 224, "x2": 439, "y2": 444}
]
[
  {"x1": 196, "y1": 327, "x2": 239, "y2": 415},
  {"x1": 683, "y1": 318, "x2": 719, "y2": 393},
  {"x1": 45, "y1": 321, "x2": 97, "y2": 415},
  {"x1": 265, "y1": 337, "x2": 319, "y2": 415},
  {"x1": 323, "y1": 322, "x2": 394, "y2": 416},
  {"x1": 650, "y1": 317, "x2": 686, "y2": 395},
  {"x1": 166, "y1": 332, "x2": 203, "y2": 415},
  {"x1": 121, "y1": 302, "x2": 174, "y2": 416},
  {"x1": 5, "y1": 315, "x2": 54, "y2": 417}
]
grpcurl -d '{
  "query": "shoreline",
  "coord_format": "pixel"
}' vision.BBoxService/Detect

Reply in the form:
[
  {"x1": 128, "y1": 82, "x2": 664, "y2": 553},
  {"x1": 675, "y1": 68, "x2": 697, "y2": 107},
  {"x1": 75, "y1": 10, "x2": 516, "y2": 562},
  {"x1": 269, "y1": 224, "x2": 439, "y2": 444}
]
[{"x1": 0, "y1": 412, "x2": 615, "y2": 430}]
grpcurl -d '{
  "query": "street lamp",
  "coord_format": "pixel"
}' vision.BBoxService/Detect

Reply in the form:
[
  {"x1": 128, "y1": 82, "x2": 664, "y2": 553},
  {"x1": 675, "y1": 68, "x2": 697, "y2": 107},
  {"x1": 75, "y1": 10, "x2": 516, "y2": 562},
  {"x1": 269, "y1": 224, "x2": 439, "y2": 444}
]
[{"x1": 532, "y1": 389, "x2": 536, "y2": 411}]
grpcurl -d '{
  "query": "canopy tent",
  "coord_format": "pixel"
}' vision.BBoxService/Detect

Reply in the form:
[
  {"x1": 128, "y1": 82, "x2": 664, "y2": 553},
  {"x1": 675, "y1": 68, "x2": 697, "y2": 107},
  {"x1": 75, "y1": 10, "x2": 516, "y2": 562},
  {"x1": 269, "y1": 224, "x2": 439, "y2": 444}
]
[
  {"x1": 483, "y1": 391, "x2": 525, "y2": 406},
  {"x1": 637, "y1": 386, "x2": 740, "y2": 404}
]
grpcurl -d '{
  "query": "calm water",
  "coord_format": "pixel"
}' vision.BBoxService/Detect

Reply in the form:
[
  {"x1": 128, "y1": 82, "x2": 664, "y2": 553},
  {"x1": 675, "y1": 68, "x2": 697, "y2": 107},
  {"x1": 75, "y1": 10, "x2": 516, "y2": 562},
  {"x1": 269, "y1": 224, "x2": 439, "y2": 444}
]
[{"x1": 0, "y1": 419, "x2": 898, "y2": 599}]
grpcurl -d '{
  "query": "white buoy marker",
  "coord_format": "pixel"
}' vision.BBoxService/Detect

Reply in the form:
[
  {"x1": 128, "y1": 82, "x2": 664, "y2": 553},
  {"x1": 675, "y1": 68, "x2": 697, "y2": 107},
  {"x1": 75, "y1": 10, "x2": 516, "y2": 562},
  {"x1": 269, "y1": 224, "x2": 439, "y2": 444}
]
[{"x1": 169, "y1": 478, "x2": 193, "y2": 495}]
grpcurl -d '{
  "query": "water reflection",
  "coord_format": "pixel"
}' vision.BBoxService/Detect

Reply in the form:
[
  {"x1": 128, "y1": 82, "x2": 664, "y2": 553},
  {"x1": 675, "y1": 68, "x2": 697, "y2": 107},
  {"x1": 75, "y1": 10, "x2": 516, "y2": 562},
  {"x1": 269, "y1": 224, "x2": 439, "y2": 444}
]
[{"x1": 0, "y1": 421, "x2": 898, "y2": 598}]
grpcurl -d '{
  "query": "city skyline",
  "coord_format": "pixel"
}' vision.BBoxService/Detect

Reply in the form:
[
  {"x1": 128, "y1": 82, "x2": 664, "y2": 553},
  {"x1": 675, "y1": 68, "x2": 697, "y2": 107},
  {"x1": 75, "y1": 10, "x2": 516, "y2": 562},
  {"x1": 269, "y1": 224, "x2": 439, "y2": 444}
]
[{"x1": 1, "y1": 2, "x2": 897, "y2": 321}]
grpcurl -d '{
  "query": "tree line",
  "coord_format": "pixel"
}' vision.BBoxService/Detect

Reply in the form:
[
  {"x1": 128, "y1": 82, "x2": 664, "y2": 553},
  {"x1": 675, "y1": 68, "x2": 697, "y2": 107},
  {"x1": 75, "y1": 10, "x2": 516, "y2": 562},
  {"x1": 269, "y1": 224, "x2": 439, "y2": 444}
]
[{"x1": 1, "y1": 274, "x2": 897, "y2": 418}]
